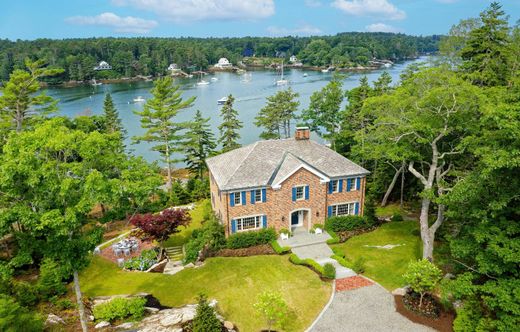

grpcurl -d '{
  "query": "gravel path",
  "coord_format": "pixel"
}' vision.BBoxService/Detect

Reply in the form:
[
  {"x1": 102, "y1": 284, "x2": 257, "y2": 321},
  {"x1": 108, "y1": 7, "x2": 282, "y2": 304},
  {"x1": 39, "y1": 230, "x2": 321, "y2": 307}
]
[{"x1": 310, "y1": 284, "x2": 434, "y2": 332}]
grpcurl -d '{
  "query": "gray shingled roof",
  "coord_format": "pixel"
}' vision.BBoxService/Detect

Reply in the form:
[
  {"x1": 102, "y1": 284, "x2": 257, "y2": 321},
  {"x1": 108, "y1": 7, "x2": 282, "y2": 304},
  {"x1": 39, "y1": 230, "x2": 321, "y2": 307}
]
[{"x1": 206, "y1": 138, "x2": 370, "y2": 191}]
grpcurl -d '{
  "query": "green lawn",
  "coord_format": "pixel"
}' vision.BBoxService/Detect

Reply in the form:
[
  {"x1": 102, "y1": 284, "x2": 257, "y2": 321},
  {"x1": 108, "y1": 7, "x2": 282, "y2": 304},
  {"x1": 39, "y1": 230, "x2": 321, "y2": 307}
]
[
  {"x1": 331, "y1": 221, "x2": 422, "y2": 290},
  {"x1": 81, "y1": 255, "x2": 331, "y2": 332},
  {"x1": 161, "y1": 200, "x2": 207, "y2": 248}
]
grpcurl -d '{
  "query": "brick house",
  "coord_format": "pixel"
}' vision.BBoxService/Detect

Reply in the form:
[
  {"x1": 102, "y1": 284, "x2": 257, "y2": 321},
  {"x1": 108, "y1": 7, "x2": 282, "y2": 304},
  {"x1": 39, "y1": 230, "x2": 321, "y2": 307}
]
[{"x1": 206, "y1": 128, "x2": 369, "y2": 237}]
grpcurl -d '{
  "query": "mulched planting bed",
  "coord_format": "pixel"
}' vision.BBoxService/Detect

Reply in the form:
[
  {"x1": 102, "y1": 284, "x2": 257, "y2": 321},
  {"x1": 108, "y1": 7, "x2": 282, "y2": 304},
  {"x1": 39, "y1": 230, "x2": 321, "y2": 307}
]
[
  {"x1": 216, "y1": 244, "x2": 275, "y2": 257},
  {"x1": 100, "y1": 238, "x2": 155, "y2": 264},
  {"x1": 336, "y1": 276, "x2": 374, "y2": 292},
  {"x1": 337, "y1": 225, "x2": 379, "y2": 242},
  {"x1": 394, "y1": 294, "x2": 455, "y2": 332}
]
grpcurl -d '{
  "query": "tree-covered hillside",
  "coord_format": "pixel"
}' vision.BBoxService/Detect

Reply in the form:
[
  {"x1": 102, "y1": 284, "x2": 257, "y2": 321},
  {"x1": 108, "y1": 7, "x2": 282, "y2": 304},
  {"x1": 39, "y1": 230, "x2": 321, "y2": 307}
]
[{"x1": 0, "y1": 33, "x2": 440, "y2": 83}]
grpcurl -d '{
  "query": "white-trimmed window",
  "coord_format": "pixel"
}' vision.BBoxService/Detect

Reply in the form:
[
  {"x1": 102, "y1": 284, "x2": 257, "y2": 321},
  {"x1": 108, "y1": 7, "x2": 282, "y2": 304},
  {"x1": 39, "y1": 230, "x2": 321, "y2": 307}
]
[
  {"x1": 331, "y1": 202, "x2": 356, "y2": 216},
  {"x1": 233, "y1": 191, "x2": 242, "y2": 206},
  {"x1": 236, "y1": 215, "x2": 262, "y2": 232},
  {"x1": 295, "y1": 185, "x2": 305, "y2": 200},
  {"x1": 331, "y1": 180, "x2": 339, "y2": 193},
  {"x1": 253, "y1": 189, "x2": 262, "y2": 203}
]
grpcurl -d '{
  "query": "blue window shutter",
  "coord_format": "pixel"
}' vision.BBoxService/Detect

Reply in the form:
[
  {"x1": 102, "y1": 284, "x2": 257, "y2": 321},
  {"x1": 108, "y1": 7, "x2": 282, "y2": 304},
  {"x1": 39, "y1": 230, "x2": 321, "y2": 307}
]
[
  {"x1": 355, "y1": 202, "x2": 360, "y2": 215},
  {"x1": 262, "y1": 188, "x2": 266, "y2": 202},
  {"x1": 328, "y1": 181, "x2": 333, "y2": 194},
  {"x1": 305, "y1": 185, "x2": 309, "y2": 200},
  {"x1": 356, "y1": 177, "x2": 361, "y2": 190},
  {"x1": 347, "y1": 178, "x2": 351, "y2": 192},
  {"x1": 327, "y1": 206, "x2": 333, "y2": 217},
  {"x1": 250, "y1": 190, "x2": 255, "y2": 204},
  {"x1": 241, "y1": 191, "x2": 246, "y2": 205},
  {"x1": 262, "y1": 215, "x2": 267, "y2": 228},
  {"x1": 230, "y1": 193, "x2": 235, "y2": 207},
  {"x1": 292, "y1": 187, "x2": 296, "y2": 201},
  {"x1": 231, "y1": 219, "x2": 236, "y2": 233},
  {"x1": 338, "y1": 179, "x2": 343, "y2": 192}
]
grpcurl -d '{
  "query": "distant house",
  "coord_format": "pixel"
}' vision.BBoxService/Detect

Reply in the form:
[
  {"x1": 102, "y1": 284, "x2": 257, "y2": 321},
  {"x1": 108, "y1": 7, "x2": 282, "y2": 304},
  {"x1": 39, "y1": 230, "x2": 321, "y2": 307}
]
[
  {"x1": 167, "y1": 63, "x2": 178, "y2": 71},
  {"x1": 289, "y1": 55, "x2": 298, "y2": 63},
  {"x1": 94, "y1": 61, "x2": 111, "y2": 71},
  {"x1": 206, "y1": 127, "x2": 369, "y2": 237},
  {"x1": 214, "y1": 58, "x2": 233, "y2": 69},
  {"x1": 275, "y1": 51, "x2": 287, "y2": 58}
]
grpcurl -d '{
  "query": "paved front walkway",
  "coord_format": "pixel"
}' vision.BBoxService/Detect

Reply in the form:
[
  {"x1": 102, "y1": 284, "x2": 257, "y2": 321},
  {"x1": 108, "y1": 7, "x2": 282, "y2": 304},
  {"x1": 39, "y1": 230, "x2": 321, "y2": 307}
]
[{"x1": 309, "y1": 277, "x2": 434, "y2": 332}]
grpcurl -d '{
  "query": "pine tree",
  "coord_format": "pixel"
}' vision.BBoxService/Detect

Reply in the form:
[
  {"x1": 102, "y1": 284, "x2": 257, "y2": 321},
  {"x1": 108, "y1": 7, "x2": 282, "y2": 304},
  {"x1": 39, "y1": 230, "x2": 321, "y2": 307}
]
[
  {"x1": 255, "y1": 88, "x2": 299, "y2": 140},
  {"x1": 373, "y1": 71, "x2": 393, "y2": 96},
  {"x1": 184, "y1": 110, "x2": 216, "y2": 179},
  {"x1": 218, "y1": 95, "x2": 243, "y2": 152},
  {"x1": 133, "y1": 77, "x2": 195, "y2": 190},
  {"x1": 103, "y1": 93, "x2": 125, "y2": 135},
  {"x1": 192, "y1": 294, "x2": 222, "y2": 332}
]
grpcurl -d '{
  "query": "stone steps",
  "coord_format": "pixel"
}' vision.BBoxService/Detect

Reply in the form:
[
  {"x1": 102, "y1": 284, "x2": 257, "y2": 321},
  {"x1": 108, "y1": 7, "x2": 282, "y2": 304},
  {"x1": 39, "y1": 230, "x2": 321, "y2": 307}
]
[{"x1": 164, "y1": 246, "x2": 183, "y2": 261}]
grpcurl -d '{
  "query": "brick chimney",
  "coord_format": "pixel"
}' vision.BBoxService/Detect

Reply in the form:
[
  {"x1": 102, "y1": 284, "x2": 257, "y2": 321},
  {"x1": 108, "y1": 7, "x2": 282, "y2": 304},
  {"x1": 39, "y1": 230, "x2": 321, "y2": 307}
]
[{"x1": 295, "y1": 126, "x2": 310, "y2": 140}]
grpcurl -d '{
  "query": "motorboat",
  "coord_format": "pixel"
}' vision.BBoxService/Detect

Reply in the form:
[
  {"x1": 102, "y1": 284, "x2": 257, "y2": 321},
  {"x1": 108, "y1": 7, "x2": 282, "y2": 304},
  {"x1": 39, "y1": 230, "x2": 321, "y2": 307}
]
[
  {"x1": 303, "y1": 73, "x2": 308, "y2": 77},
  {"x1": 217, "y1": 96, "x2": 228, "y2": 105},
  {"x1": 211, "y1": 77, "x2": 218, "y2": 81},
  {"x1": 91, "y1": 78, "x2": 102, "y2": 86},
  {"x1": 133, "y1": 96, "x2": 145, "y2": 103}
]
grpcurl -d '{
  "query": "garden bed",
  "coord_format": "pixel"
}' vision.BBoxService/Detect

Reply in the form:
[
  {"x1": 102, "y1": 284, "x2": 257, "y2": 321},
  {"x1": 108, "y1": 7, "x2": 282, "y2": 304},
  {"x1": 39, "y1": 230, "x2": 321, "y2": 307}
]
[
  {"x1": 99, "y1": 238, "x2": 155, "y2": 264},
  {"x1": 394, "y1": 294, "x2": 455, "y2": 332},
  {"x1": 336, "y1": 225, "x2": 379, "y2": 242},
  {"x1": 215, "y1": 244, "x2": 275, "y2": 257}
]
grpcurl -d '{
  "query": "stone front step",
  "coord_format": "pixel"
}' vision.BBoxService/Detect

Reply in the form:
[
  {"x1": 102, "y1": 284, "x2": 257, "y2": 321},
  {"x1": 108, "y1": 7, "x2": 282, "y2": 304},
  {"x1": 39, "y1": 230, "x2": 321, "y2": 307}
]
[{"x1": 164, "y1": 246, "x2": 183, "y2": 261}]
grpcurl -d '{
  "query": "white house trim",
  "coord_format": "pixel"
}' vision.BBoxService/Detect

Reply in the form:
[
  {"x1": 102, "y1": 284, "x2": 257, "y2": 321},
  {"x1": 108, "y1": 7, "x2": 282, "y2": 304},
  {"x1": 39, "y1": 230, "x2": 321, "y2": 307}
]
[{"x1": 272, "y1": 164, "x2": 330, "y2": 189}]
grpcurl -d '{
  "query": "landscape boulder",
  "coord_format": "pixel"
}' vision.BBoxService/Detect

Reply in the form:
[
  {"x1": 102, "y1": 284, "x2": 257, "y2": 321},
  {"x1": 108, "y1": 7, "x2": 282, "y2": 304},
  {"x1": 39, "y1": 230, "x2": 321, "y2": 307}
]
[
  {"x1": 45, "y1": 313, "x2": 65, "y2": 325},
  {"x1": 95, "y1": 321, "x2": 111, "y2": 329}
]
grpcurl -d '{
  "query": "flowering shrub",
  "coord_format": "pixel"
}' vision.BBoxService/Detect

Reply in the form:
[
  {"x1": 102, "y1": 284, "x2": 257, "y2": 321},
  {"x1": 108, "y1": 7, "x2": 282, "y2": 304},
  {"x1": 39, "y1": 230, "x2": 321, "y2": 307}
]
[{"x1": 122, "y1": 249, "x2": 158, "y2": 271}]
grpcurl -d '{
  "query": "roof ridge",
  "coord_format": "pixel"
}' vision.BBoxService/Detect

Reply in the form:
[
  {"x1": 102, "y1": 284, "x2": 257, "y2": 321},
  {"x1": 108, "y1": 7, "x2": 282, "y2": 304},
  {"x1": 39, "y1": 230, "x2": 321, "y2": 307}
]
[
  {"x1": 222, "y1": 141, "x2": 259, "y2": 188},
  {"x1": 267, "y1": 151, "x2": 291, "y2": 185}
]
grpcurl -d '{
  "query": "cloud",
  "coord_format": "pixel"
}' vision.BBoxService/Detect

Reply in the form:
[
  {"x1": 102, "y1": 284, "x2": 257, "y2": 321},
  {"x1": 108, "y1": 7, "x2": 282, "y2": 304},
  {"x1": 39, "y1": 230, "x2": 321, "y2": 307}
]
[
  {"x1": 267, "y1": 24, "x2": 323, "y2": 36},
  {"x1": 66, "y1": 12, "x2": 158, "y2": 33},
  {"x1": 332, "y1": 0, "x2": 406, "y2": 20},
  {"x1": 112, "y1": 0, "x2": 275, "y2": 22},
  {"x1": 304, "y1": 0, "x2": 323, "y2": 7},
  {"x1": 365, "y1": 22, "x2": 402, "y2": 33}
]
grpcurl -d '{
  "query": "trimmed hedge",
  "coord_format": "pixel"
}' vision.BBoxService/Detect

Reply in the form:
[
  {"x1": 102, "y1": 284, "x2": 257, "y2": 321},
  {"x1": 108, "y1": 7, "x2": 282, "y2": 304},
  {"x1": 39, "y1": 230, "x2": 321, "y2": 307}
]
[
  {"x1": 325, "y1": 215, "x2": 372, "y2": 233},
  {"x1": 331, "y1": 254, "x2": 352, "y2": 269},
  {"x1": 288, "y1": 253, "x2": 335, "y2": 279},
  {"x1": 226, "y1": 228, "x2": 277, "y2": 249},
  {"x1": 326, "y1": 229, "x2": 340, "y2": 245},
  {"x1": 93, "y1": 297, "x2": 146, "y2": 322},
  {"x1": 270, "y1": 240, "x2": 291, "y2": 255},
  {"x1": 323, "y1": 263, "x2": 336, "y2": 279}
]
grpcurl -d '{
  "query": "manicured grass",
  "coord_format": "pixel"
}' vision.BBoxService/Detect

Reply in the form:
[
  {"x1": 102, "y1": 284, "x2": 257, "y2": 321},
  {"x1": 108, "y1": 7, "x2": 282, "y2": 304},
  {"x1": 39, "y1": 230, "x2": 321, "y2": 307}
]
[
  {"x1": 81, "y1": 255, "x2": 331, "y2": 332},
  {"x1": 161, "y1": 200, "x2": 207, "y2": 247},
  {"x1": 331, "y1": 221, "x2": 422, "y2": 290}
]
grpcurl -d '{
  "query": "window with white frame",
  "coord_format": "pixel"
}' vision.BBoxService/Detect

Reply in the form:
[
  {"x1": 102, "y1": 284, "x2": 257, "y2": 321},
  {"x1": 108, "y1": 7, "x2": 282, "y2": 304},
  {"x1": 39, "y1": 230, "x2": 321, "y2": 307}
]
[
  {"x1": 253, "y1": 189, "x2": 262, "y2": 203},
  {"x1": 295, "y1": 185, "x2": 305, "y2": 200},
  {"x1": 331, "y1": 180, "x2": 339, "y2": 193},
  {"x1": 331, "y1": 202, "x2": 356, "y2": 216},
  {"x1": 236, "y1": 215, "x2": 262, "y2": 231},
  {"x1": 233, "y1": 191, "x2": 242, "y2": 205}
]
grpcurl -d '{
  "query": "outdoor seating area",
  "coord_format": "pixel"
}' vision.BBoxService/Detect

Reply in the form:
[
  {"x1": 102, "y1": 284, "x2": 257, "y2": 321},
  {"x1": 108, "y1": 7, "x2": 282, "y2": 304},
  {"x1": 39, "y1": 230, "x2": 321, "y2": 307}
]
[
  {"x1": 112, "y1": 238, "x2": 139, "y2": 256},
  {"x1": 278, "y1": 227, "x2": 331, "y2": 248},
  {"x1": 99, "y1": 237, "x2": 155, "y2": 264}
]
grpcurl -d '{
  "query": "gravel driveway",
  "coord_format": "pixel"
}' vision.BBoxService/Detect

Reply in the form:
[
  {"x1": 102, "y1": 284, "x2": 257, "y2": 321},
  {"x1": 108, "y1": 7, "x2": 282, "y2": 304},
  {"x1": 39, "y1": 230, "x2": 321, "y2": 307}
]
[{"x1": 309, "y1": 282, "x2": 434, "y2": 332}]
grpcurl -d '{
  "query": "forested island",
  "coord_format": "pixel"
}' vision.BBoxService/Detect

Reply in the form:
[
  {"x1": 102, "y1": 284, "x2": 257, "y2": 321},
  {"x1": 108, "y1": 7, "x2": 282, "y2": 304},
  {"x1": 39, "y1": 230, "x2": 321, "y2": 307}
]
[{"x1": 0, "y1": 32, "x2": 439, "y2": 84}]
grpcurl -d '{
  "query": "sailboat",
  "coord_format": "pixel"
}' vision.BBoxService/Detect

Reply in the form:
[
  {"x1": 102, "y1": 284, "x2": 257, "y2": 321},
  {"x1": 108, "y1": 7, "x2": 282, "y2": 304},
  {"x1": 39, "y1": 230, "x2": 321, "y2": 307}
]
[
  {"x1": 196, "y1": 70, "x2": 209, "y2": 86},
  {"x1": 91, "y1": 78, "x2": 102, "y2": 86},
  {"x1": 276, "y1": 60, "x2": 288, "y2": 86}
]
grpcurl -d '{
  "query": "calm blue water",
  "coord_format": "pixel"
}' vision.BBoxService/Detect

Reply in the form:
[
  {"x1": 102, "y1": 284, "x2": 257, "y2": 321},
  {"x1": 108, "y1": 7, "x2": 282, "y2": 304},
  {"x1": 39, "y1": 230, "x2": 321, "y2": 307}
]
[{"x1": 45, "y1": 57, "x2": 430, "y2": 164}]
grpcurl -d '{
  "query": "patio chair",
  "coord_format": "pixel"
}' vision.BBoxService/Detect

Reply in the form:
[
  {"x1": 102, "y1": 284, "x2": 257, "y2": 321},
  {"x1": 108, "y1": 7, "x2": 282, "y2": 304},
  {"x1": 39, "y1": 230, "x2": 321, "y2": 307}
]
[
  {"x1": 131, "y1": 243, "x2": 139, "y2": 252},
  {"x1": 280, "y1": 233, "x2": 290, "y2": 240},
  {"x1": 315, "y1": 227, "x2": 323, "y2": 235},
  {"x1": 113, "y1": 247, "x2": 122, "y2": 256},
  {"x1": 123, "y1": 248, "x2": 131, "y2": 256}
]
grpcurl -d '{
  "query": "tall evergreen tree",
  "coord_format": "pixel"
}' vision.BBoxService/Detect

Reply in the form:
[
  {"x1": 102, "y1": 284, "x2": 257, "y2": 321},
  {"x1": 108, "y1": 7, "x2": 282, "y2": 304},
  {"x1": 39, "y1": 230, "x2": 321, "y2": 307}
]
[
  {"x1": 184, "y1": 110, "x2": 216, "y2": 179},
  {"x1": 133, "y1": 77, "x2": 195, "y2": 190},
  {"x1": 218, "y1": 95, "x2": 242, "y2": 152},
  {"x1": 302, "y1": 74, "x2": 345, "y2": 150},
  {"x1": 254, "y1": 88, "x2": 299, "y2": 140},
  {"x1": 460, "y1": 2, "x2": 511, "y2": 86},
  {"x1": 103, "y1": 93, "x2": 125, "y2": 135}
]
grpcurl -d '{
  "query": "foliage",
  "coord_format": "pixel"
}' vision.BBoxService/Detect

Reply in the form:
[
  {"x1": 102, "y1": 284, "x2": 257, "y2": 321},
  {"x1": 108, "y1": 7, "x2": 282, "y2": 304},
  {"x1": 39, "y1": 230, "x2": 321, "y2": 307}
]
[
  {"x1": 253, "y1": 291, "x2": 289, "y2": 332},
  {"x1": 403, "y1": 259, "x2": 442, "y2": 307},
  {"x1": 131, "y1": 209, "x2": 191, "y2": 244},
  {"x1": 289, "y1": 254, "x2": 325, "y2": 276},
  {"x1": 102, "y1": 93, "x2": 125, "y2": 137},
  {"x1": 331, "y1": 255, "x2": 353, "y2": 270},
  {"x1": 183, "y1": 218, "x2": 226, "y2": 264},
  {"x1": 352, "y1": 257, "x2": 366, "y2": 274},
  {"x1": 323, "y1": 263, "x2": 336, "y2": 279},
  {"x1": 12, "y1": 281, "x2": 38, "y2": 307},
  {"x1": 133, "y1": 77, "x2": 195, "y2": 189},
  {"x1": 390, "y1": 213, "x2": 404, "y2": 222},
  {"x1": 92, "y1": 296, "x2": 146, "y2": 322},
  {"x1": 37, "y1": 258, "x2": 67, "y2": 300},
  {"x1": 186, "y1": 177, "x2": 210, "y2": 201},
  {"x1": 192, "y1": 294, "x2": 222, "y2": 332},
  {"x1": 325, "y1": 215, "x2": 371, "y2": 232},
  {"x1": 0, "y1": 295, "x2": 43, "y2": 332},
  {"x1": 218, "y1": 94, "x2": 242, "y2": 152},
  {"x1": 226, "y1": 228, "x2": 277, "y2": 249},
  {"x1": 122, "y1": 249, "x2": 159, "y2": 271},
  {"x1": 270, "y1": 240, "x2": 291, "y2": 255},
  {"x1": 254, "y1": 88, "x2": 299, "y2": 139},
  {"x1": 184, "y1": 110, "x2": 216, "y2": 179},
  {"x1": 279, "y1": 228, "x2": 291, "y2": 235}
]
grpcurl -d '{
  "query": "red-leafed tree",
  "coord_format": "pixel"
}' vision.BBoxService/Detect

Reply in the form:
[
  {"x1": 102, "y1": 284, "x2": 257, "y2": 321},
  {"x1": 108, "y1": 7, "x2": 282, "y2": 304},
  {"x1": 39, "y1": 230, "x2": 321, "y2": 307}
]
[{"x1": 131, "y1": 209, "x2": 191, "y2": 247}]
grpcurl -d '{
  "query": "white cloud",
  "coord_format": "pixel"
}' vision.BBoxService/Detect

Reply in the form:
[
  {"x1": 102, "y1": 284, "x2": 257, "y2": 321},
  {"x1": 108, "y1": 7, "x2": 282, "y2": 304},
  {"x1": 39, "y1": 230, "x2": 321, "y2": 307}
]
[
  {"x1": 112, "y1": 0, "x2": 275, "y2": 22},
  {"x1": 66, "y1": 12, "x2": 158, "y2": 33},
  {"x1": 365, "y1": 22, "x2": 402, "y2": 33},
  {"x1": 332, "y1": 0, "x2": 406, "y2": 20},
  {"x1": 267, "y1": 24, "x2": 323, "y2": 36},
  {"x1": 304, "y1": 0, "x2": 323, "y2": 7}
]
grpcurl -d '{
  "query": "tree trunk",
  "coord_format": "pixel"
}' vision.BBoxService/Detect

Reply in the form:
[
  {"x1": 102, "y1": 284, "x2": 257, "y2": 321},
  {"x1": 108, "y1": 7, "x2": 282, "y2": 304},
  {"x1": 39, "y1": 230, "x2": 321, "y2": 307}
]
[
  {"x1": 400, "y1": 161, "x2": 406, "y2": 208},
  {"x1": 165, "y1": 144, "x2": 172, "y2": 191},
  {"x1": 419, "y1": 292, "x2": 424, "y2": 308},
  {"x1": 381, "y1": 164, "x2": 404, "y2": 207},
  {"x1": 73, "y1": 270, "x2": 88, "y2": 332},
  {"x1": 419, "y1": 197, "x2": 435, "y2": 260}
]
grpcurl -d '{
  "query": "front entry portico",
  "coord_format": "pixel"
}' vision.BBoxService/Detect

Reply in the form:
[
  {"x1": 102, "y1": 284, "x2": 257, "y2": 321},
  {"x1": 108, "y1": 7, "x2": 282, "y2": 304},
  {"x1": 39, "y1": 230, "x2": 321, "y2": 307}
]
[{"x1": 290, "y1": 209, "x2": 310, "y2": 231}]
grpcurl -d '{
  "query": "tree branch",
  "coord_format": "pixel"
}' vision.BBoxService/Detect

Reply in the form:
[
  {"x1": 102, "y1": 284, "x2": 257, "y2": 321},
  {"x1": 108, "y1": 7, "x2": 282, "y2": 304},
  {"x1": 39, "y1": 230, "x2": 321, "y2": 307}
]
[{"x1": 408, "y1": 161, "x2": 428, "y2": 186}]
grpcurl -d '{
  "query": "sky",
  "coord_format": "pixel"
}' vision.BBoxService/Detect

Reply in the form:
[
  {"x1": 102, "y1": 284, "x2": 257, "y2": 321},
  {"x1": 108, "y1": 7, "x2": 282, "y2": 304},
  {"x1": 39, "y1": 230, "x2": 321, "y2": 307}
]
[{"x1": 1, "y1": 0, "x2": 519, "y2": 40}]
